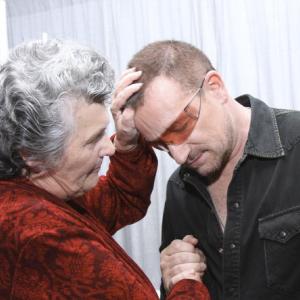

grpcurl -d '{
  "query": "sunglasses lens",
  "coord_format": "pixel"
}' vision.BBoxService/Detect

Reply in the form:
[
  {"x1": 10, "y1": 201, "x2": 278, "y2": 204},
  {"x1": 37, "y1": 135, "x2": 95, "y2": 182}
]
[
  {"x1": 145, "y1": 90, "x2": 200, "y2": 151},
  {"x1": 160, "y1": 117, "x2": 197, "y2": 145},
  {"x1": 146, "y1": 116, "x2": 197, "y2": 152}
]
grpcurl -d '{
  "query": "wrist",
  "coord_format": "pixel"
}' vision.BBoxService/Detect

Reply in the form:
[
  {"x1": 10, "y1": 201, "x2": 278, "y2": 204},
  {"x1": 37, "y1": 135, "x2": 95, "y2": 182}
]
[{"x1": 113, "y1": 135, "x2": 139, "y2": 152}]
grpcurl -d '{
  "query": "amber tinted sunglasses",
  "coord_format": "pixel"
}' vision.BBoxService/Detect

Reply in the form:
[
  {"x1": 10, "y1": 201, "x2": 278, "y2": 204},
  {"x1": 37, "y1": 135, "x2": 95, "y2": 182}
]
[{"x1": 148, "y1": 77, "x2": 205, "y2": 152}]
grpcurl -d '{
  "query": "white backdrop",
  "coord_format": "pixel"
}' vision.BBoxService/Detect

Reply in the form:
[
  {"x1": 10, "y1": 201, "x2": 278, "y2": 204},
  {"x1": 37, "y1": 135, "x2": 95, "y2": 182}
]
[
  {"x1": 0, "y1": 0, "x2": 8, "y2": 64},
  {"x1": 4, "y1": 0, "x2": 300, "y2": 290}
]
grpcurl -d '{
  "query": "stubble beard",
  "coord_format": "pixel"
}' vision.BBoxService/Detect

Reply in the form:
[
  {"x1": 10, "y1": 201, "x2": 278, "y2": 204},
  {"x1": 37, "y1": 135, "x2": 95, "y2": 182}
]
[
  {"x1": 203, "y1": 147, "x2": 232, "y2": 183},
  {"x1": 198, "y1": 119, "x2": 235, "y2": 183}
]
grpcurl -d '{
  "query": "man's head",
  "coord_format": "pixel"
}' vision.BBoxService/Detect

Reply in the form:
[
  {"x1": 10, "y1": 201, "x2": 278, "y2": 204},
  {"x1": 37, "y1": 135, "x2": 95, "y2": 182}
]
[
  {"x1": 127, "y1": 40, "x2": 214, "y2": 108},
  {"x1": 0, "y1": 39, "x2": 115, "y2": 197},
  {"x1": 128, "y1": 40, "x2": 236, "y2": 179}
]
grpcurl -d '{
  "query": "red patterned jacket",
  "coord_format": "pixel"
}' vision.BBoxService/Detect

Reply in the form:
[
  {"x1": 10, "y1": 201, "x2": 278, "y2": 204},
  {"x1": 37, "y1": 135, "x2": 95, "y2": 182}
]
[{"x1": 0, "y1": 142, "x2": 210, "y2": 299}]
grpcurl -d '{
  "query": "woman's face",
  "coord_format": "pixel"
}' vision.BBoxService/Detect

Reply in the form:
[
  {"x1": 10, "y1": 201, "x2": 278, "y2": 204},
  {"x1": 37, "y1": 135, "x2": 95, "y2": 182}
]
[{"x1": 34, "y1": 101, "x2": 115, "y2": 199}]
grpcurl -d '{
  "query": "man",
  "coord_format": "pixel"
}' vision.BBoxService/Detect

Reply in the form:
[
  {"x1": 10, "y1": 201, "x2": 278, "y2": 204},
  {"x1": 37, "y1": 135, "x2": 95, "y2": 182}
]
[{"x1": 119, "y1": 40, "x2": 300, "y2": 300}]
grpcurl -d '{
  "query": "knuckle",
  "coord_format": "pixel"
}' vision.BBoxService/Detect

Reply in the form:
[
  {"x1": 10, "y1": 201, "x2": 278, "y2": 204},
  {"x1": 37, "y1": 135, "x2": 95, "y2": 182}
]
[
  {"x1": 169, "y1": 276, "x2": 177, "y2": 289},
  {"x1": 160, "y1": 248, "x2": 167, "y2": 256},
  {"x1": 171, "y1": 264, "x2": 183, "y2": 276},
  {"x1": 160, "y1": 260, "x2": 167, "y2": 270},
  {"x1": 170, "y1": 239, "x2": 178, "y2": 247},
  {"x1": 171, "y1": 239, "x2": 182, "y2": 250},
  {"x1": 196, "y1": 249, "x2": 206, "y2": 261},
  {"x1": 200, "y1": 262, "x2": 207, "y2": 271}
]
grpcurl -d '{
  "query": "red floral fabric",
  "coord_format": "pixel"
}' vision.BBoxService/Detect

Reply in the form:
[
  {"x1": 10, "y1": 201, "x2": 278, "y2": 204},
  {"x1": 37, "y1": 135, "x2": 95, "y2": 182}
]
[{"x1": 0, "y1": 141, "x2": 210, "y2": 299}]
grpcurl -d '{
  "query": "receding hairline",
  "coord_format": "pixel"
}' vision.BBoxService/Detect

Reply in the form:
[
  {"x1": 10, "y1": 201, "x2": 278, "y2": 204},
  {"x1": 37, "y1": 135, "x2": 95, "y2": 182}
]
[{"x1": 126, "y1": 40, "x2": 214, "y2": 109}]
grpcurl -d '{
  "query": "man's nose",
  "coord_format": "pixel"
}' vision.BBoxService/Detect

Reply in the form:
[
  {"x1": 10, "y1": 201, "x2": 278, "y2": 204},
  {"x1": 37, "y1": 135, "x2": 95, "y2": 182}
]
[{"x1": 168, "y1": 144, "x2": 189, "y2": 165}]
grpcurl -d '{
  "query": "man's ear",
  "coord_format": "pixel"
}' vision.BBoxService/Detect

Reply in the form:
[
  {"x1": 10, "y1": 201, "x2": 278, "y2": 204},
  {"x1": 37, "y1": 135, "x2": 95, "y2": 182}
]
[{"x1": 204, "y1": 70, "x2": 228, "y2": 103}]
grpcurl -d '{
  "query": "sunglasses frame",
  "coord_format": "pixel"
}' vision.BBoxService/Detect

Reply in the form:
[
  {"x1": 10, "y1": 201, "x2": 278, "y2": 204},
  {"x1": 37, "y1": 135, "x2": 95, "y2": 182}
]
[{"x1": 148, "y1": 76, "x2": 206, "y2": 152}]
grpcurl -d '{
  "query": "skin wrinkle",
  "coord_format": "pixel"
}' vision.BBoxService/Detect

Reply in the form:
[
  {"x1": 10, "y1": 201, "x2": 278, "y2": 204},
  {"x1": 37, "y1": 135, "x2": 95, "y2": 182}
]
[{"x1": 30, "y1": 102, "x2": 115, "y2": 199}]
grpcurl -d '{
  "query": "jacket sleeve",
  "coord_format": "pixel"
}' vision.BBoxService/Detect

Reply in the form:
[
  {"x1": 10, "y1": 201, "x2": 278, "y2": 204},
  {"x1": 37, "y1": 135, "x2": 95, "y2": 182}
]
[
  {"x1": 167, "y1": 279, "x2": 210, "y2": 300},
  {"x1": 81, "y1": 136, "x2": 157, "y2": 234}
]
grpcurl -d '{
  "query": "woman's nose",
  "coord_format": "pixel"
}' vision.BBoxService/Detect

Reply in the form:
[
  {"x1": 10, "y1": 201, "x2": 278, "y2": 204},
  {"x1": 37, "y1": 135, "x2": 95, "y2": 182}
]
[{"x1": 99, "y1": 135, "x2": 116, "y2": 157}]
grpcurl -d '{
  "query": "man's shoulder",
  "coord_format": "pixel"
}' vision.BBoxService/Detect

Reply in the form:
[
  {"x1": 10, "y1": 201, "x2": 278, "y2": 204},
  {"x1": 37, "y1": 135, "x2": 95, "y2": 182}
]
[
  {"x1": 274, "y1": 108, "x2": 300, "y2": 151},
  {"x1": 274, "y1": 107, "x2": 300, "y2": 124}
]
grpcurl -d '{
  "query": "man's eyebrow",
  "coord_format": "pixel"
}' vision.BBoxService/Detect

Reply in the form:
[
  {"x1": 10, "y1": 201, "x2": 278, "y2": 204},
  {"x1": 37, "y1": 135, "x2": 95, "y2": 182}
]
[{"x1": 84, "y1": 128, "x2": 106, "y2": 145}]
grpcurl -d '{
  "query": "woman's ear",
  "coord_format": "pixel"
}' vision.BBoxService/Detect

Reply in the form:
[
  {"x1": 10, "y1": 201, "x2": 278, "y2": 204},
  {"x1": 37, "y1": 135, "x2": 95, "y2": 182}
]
[{"x1": 20, "y1": 150, "x2": 46, "y2": 175}]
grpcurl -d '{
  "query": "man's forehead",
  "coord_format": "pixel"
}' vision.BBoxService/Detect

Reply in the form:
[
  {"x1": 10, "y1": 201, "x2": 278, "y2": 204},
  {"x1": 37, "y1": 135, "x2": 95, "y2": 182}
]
[
  {"x1": 146, "y1": 76, "x2": 180, "y2": 98},
  {"x1": 134, "y1": 76, "x2": 187, "y2": 140}
]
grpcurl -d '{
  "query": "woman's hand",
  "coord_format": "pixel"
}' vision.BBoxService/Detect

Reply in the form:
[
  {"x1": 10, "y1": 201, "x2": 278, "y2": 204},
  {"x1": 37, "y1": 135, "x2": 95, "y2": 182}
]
[
  {"x1": 111, "y1": 68, "x2": 143, "y2": 151},
  {"x1": 160, "y1": 235, "x2": 207, "y2": 293}
]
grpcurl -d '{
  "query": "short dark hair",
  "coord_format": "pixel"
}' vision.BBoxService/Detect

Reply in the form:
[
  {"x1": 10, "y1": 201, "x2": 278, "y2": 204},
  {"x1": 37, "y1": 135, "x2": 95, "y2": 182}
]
[{"x1": 127, "y1": 40, "x2": 214, "y2": 108}]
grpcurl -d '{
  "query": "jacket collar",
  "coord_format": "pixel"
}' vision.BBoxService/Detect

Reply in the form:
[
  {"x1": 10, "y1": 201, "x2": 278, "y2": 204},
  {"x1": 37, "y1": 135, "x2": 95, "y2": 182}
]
[
  {"x1": 179, "y1": 94, "x2": 285, "y2": 181},
  {"x1": 238, "y1": 94, "x2": 285, "y2": 158}
]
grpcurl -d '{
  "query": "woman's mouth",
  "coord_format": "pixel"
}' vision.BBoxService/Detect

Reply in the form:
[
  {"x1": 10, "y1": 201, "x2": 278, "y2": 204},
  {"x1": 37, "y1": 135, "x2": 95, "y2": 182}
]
[{"x1": 92, "y1": 160, "x2": 103, "y2": 173}]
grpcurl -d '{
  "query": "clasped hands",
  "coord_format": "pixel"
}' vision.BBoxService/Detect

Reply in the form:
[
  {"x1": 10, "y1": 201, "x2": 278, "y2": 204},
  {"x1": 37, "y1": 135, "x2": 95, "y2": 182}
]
[{"x1": 160, "y1": 235, "x2": 207, "y2": 293}]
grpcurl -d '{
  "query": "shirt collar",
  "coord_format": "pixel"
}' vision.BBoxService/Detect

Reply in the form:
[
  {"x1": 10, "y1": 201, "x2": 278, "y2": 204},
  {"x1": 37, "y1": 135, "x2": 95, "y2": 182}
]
[{"x1": 237, "y1": 94, "x2": 285, "y2": 158}]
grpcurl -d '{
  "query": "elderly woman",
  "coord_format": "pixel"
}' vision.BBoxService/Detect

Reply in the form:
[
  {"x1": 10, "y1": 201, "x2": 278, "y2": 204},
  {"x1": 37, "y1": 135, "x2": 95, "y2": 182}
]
[{"x1": 0, "y1": 39, "x2": 209, "y2": 299}]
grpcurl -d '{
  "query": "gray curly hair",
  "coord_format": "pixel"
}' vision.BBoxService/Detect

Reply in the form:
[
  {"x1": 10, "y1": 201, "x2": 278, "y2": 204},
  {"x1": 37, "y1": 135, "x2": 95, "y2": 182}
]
[{"x1": 0, "y1": 39, "x2": 114, "y2": 179}]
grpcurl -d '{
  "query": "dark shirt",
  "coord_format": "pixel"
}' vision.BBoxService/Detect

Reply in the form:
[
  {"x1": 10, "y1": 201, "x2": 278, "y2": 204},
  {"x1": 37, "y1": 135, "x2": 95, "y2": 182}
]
[{"x1": 160, "y1": 95, "x2": 300, "y2": 300}]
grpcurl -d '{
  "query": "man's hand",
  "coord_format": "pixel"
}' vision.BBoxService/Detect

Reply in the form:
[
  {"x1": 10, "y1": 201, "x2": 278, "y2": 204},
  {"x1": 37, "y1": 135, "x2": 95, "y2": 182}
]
[
  {"x1": 111, "y1": 68, "x2": 143, "y2": 151},
  {"x1": 160, "y1": 235, "x2": 207, "y2": 293}
]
